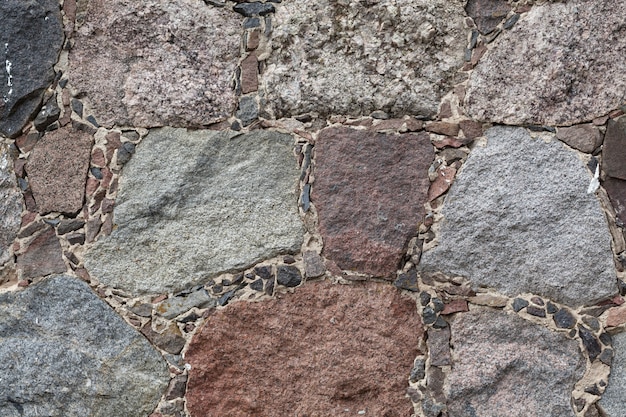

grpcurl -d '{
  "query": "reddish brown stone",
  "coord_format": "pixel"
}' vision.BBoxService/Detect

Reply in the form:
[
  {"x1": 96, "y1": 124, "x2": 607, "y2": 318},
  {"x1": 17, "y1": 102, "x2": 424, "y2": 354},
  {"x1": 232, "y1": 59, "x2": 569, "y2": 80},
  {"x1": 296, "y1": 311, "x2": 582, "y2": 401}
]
[
  {"x1": 16, "y1": 227, "x2": 66, "y2": 278},
  {"x1": 186, "y1": 280, "x2": 423, "y2": 417},
  {"x1": 13, "y1": 158, "x2": 26, "y2": 178},
  {"x1": 465, "y1": 0, "x2": 511, "y2": 34},
  {"x1": 438, "y1": 101, "x2": 453, "y2": 119},
  {"x1": 607, "y1": 305, "x2": 626, "y2": 327},
  {"x1": 425, "y1": 121, "x2": 460, "y2": 136},
  {"x1": 603, "y1": 117, "x2": 626, "y2": 180},
  {"x1": 105, "y1": 132, "x2": 122, "y2": 162},
  {"x1": 459, "y1": 119, "x2": 483, "y2": 140},
  {"x1": 369, "y1": 119, "x2": 407, "y2": 132},
  {"x1": 603, "y1": 177, "x2": 626, "y2": 225},
  {"x1": 442, "y1": 299, "x2": 469, "y2": 315},
  {"x1": 432, "y1": 137, "x2": 466, "y2": 149},
  {"x1": 91, "y1": 148, "x2": 106, "y2": 168},
  {"x1": 246, "y1": 29, "x2": 261, "y2": 51},
  {"x1": 15, "y1": 132, "x2": 40, "y2": 153},
  {"x1": 556, "y1": 124, "x2": 603, "y2": 153},
  {"x1": 241, "y1": 53, "x2": 259, "y2": 94},
  {"x1": 85, "y1": 178, "x2": 99, "y2": 197},
  {"x1": 312, "y1": 127, "x2": 433, "y2": 277},
  {"x1": 26, "y1": 127, "x2": 93, "y2": 215},
  {"x1": 428, "y1": 165, "x2": 457, "y2": 201}
]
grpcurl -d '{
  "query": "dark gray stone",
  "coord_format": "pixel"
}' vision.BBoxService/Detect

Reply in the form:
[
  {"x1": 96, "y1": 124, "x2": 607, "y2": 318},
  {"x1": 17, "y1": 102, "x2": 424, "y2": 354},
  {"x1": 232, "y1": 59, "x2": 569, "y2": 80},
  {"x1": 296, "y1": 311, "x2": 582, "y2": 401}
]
[
  {"x1": 33, "y1": 96, "x2": 60, "y2": 131},
  {"x1": 394, "y1": 269, "x2": 418, "y2": 292},
  {"x1": 579, "y1": 326, "x2": 602, "y2": 362},
  {"x1": 0, "y1": 275, "x2": 169, "y2": 417},
  {"x1": 236, "y1": 96, "x2": 259, "y2": 126},
  {"x1": 603, "y1": 116, "x2": 626, "y2": 181},
  {"x1": 276, "y1": 265, "x2": 302, "y2": 287},
  {"x1": 0, "y1": 0, "x2": 64, "y2": 137},
  {"x1": 554, "y1": 308, "x2": 577, "y2": 329},
  {"x1": 512, "y1": 298, "x2": 529, "y2": 312},
  {"x1": 233, "y1": 2, "x2": 275, "y2": 17},
  {"x1": 427, "y1": 327, "x2": 451, "y2": 366}
]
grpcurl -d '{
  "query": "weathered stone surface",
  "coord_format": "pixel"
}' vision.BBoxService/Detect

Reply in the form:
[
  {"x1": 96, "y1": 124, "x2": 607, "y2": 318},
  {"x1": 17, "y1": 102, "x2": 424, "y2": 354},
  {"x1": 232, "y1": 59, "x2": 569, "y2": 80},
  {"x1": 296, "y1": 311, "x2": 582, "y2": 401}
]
[
  {"x1": 26, "y1": 127, "x2": 92, "y2": 215},
  {"x1": 303, "y1": 250, "x2": 325, "y2": 278},
  {"x1": 0, "y1": 144, "x2": 22, "y2": 265},
  {"x1": 556, "y1": 124, "x2": 603, "y2": 154},
  {"x1": 263, "y1": 0, "x2": 466, "y2": 118},
  {"x1": 427, "y1": 326, "x2": 451, "y2": 366},
  {"x1": 600, "y1": 332, "x2": 626, "y2": 415},
  {"x1": 420, "y1": 127, "x2": 615, "y2": 306},
  {"x1": 0, "y1": 0, "x2": 64, "y2": 137},
  {"x1": 447, "y1": 309, "x2": 585, "y2": 417},
  {"x1": 466, "y1": 1, "x2": 626, "y2": 125},
  {"x1": 85, "y1": 128, "x2": 303, "y2": 295},
  {"x1": 0, "y1": 275, "x2": 169, "y2": 417},
  {"x1": 604, "y1": 177, "x2": 626, "y2": 226},
  {"x1": 465, "y1": 0, "x2": 511, "y2": 35},
  {"x1": 16, "y1": 227, "x2": 66, "y2": 278},
  {"x1": 186, "y1": 280, "x2": 422, "y2": 417},
  {"x1": 603, "y1": 116, "x2": 626, "y2": 181},
  {"x1": 70, "y1": 0, "x2": 240, "y2": 128},
  {"x1": 313, "y1": 127, "x2": 433, "y2": 277}
]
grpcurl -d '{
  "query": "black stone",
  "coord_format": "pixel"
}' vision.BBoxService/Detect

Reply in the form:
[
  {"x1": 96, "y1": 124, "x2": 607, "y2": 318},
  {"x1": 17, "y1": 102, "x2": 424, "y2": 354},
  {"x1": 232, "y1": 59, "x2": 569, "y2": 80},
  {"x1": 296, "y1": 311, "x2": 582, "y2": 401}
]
[
  {"x1": 34, "y1": 96, "x2": 60, "y2": 131},
  {"x1": 422, "y1": 306, "x2": 436, "y2": 325},
  {"x1": 178, "y1": 312, "x2": 201, "y2": 323},
  {"x1": 90, "y1": 167, "x2": 103, "y2": 180},
  {"x1": 254, "y1": 265, "x2": 273, "y2": 279},
  {"x1": 393, "y1": 269, "x2": 418, "y2": 292},
  {"x1": 218, "y1": 289, "x2": 236, "y2": 306},
  {"x1": 86, "y1": 115, "x2": 99, "y2": 128},
  {"x1": 283, "y1": 255, "x2": 295, "y2": 264},
  {"x1": 57, "y1": 219, "x2": 85, "y2": 235},
  {"x1": 66, "y1": 233, "x2": 85, "y2": 246},
  {"x1": 300, "y1": 144, "x2": 311, "y2": 181},
  {"x1": 503, "y1": 13, "x2": 520, "y2": 30},
  {"x1": 264, "y1": 277, "x2": 274, "y2": 296},
  {"x1": 71, "y1": 98, "x2": 84, "y2": 117},
  {"x1": 578, "y1": 326, "x2": 602, "y2": 362},
  {"x1": 0, "y1": 0, "x2": 64, "y2": 137},
  {"x1": 276, "y1": 265, "x2": 302, "y2": 287},
  {"x1": 582, "y1": 316, "x2": 600, "y2": 331},
  {"x1": 599, "y1": 332, "x2": 612, "y2": 346},
  {"x1": 619, "y1": 279, "x2": 626, "y2": 296},
  {"x1": 546, "y1": 302, "x2": 558, "y2": 314},
  {"x1": 599, "y1": 348, "x2": 613, "y2": 366},
  {"x1": 301, "y1": 183, "x2": 311, "y2": 212},
  {"x1": 233, "y1": 2, "x2": 275, "y2": 17},
  {"x1": 526, "y1": 305, "x2": 546, "y2": 318},
  {"x1": 249, "y1": 279, "x2": 264, "y2": 291},
  {"x1": 512, "y1": 298, "x2": 528, "y2": 312},
  {"x1": 420, "y1": 292, "x2": 431, "y2": 306},
  {"x1": 116, "y1": 142, "x2": 136, "y2": 165},
  {"x1": 584, "y1": 384, "x2": 601, "y2": 396},
  {"x1": 432, "y1": 316, "x2": 448, "y2": 329},
  {"x1": 231, "y1": 273, "x2": 244, "y2": 286},
  {"x1": 432, "y1": 298, "x2": 444, "y2": 313},
  {"x1": 243, "y1": 17, "x2": 261, "y2": 28},
  {"x1": 409, "y1": 359, "x2": 426, "y2": 383},
  {"x1": 469, "y1": 29, "x2": 479, "y2": 49},
  {"x1": 63, "y1": 250, "x2": 79, "y2": 266},
  {"x1": 553, "y1": 308, "x2": 576, "y2": 329},
  {"x1": 211, "y1": 284, "x2": 223, "y2": 294}
]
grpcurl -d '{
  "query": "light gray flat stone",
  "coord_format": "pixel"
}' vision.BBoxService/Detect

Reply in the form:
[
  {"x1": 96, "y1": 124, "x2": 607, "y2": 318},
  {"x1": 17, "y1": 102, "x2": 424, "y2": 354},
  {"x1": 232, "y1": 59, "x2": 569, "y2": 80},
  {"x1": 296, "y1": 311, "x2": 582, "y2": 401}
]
[
  {"x1": 420, "y1": 126, "x2": 616, "y2": 306},
  {"x1": 0, "y1": 144, "x2": 22, "y2": 266},
  {"x1": 599, "y1": 332, "x2": 626, "y2": 416},
  {"x1": 263, "y1": 0, "x2": 466, "y2": 119},
  {"x1": 0, "y1": 275, "x2": 169, "y2": 417},
  {"x1": 156, "y1": 289, "x2": 216, "y2": 319},
  {"x1": 85, "y1": 128, "x2": 303, "y2": 295}
]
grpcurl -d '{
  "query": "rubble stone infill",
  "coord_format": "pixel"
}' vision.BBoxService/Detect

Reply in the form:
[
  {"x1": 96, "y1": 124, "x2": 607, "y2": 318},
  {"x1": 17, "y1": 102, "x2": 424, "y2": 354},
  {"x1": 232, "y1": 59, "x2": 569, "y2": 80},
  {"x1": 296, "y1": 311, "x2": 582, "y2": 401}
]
[{"x1": 1, "y1": 1, "x2": 626, "y2": 417}]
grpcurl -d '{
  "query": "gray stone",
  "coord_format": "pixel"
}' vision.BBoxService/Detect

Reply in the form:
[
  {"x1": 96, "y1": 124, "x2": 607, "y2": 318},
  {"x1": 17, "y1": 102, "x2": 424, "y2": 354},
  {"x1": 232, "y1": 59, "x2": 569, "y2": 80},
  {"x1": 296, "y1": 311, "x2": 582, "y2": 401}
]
[
  {"x1": 420, "y1": 126, "x2": 615, "y2": 306},
  {"x1": 0, "y1": 275, "x2": 169, "y2": 417},
  {"x1": 303, "y1": 251, "x2": 325, "y2": 278},
  {"x1": 0, "y1": 144, "x2": 22, "y2": 266},
  {"x1": 263, "y1": 0, "x2": 466, "y2": 119},
  {"x1": 599, "y1": 332, "x2": 626, "y2": 415},
  {"x1": 276, "y1": 265, "x2": 302, "y2": 288},
  {"x1": 236, "y1": 96, "x2": 259, "y2": 126},
  {"x1": 447, "y1": 308, "x2": 585, "y2": 417},
  {"x1": 85, "y1": 128, "x2": 303, "y2": 295},
  {"x1": 466, "y1": 0, "x2": 626, "y2": 126},
  {"x1": 0, "y1": 0, "x2": 64, "y2": 137},
  {"x1": 70, "y1": 0, "x2": 240, "y2": 128},
  {"x1": 156, "y1": 289, "x2": 217, "y2": 319}
]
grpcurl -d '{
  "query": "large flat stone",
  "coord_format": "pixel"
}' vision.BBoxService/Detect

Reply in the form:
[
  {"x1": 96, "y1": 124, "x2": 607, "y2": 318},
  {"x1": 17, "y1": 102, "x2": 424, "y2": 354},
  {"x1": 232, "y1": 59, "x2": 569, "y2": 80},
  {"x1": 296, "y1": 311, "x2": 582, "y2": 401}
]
[
  {"x1": 447, "y1": 309, "x2": 585, "y2": 417},
  {"x1": 0, "y1": 144, "x2": 22, "y2": 265},
  {"x1": 602, "y1": 116, "x2": 626, "y2": 181},
  {"x1": 0, "y1": 0, "x2": 64, "y2": 137},
  {"x1": 263, "y1": 0, "x2": 466, "y2": 119},
  {"x1": 466, "y1": 0, "x2": 626, "y2": 126},
  {"x1": 0, "y1": 275, "x2": 169, "y2": 417},
  {"x1": 420, "y1": 126, "x2": 616, "y2": 306},
  {"x1": 186, "y1": 280, "x2": 422, "y2": 417},
  {"x1": 313, "y1": 127, "x2": 433, "y2": 278},
  {"x1": 599, "y1": 332, "x2": 626, "y2": 416},
  {"x1": 16, "y1": 226, "x2": 66, "y2": 278},
  {"x1": 70, "y1": 0, "x2": 240, "y2": 128},
  {"x1": 85, "y1": 128, "x2": 303, "y2": 295},
  {"x1": 26, "y1": 127, "x2": 93, "y2": 215}
]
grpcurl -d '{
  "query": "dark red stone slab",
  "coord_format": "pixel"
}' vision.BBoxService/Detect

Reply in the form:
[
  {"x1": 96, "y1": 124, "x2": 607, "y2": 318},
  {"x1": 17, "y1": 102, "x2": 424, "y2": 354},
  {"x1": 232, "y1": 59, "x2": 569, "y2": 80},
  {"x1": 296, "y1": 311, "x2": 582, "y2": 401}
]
[
  {"x1": 312, "y1": 127, "x2": 433, "y2": 278},
  {"x1": 603, "y1": 117, "x2": 626, "y2": 180},
  {"x1": 16, "y1": 227, "x2": 66, "y2": 278},
  {"x1": 186, "y1": 280, "x2": 422, "y2": 417}
]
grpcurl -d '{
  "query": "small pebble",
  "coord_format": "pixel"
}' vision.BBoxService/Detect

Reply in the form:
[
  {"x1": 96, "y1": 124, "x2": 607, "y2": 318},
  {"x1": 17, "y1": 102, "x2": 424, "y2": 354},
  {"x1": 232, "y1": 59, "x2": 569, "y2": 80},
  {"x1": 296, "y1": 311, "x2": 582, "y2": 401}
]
[
  {"x1": 526, "y1": 305, "x2": 546, "y2": 317},
  {"x1": 512, "y1": 298, "x2": 529, "y2": 312}
]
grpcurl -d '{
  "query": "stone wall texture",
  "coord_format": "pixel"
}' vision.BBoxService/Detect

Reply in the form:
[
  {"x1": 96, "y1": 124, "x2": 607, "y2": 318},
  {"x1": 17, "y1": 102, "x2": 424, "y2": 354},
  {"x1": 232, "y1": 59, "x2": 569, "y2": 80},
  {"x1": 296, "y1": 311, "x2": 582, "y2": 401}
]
[{"x1": 1, "y1": 1, "x2": 626, "y2": 417}]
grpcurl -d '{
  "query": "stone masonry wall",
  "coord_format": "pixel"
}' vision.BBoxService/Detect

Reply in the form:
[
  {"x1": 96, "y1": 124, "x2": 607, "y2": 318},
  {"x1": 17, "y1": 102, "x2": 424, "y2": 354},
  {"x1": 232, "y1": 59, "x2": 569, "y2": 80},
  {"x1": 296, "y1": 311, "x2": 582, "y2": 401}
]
[{"x1": 1, "y1": 0, "x2": 626, "y2": 416}]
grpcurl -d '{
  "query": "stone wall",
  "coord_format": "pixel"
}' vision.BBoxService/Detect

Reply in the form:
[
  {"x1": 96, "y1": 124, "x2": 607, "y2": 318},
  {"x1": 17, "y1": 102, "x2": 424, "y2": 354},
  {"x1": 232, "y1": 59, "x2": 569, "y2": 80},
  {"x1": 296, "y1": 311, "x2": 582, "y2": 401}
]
[{"x1": 1, "y1": 0, "x2": 626, "y2": 416}]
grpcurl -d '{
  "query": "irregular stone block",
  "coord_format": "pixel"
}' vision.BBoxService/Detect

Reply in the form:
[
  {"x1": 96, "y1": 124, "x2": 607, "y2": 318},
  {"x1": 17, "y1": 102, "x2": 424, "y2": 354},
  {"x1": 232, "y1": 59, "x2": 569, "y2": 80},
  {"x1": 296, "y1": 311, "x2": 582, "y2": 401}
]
[
  {"x1": 263, "y1": 0, "x2": 466, "y2": 119},
  {"x1": 313, "y1": 127, "x2": 433, "y2": 278},
  {"x1": 447, "y1": 308, "x2": 585, "y2": 417},
  {"x1": 556, "y1": 124, "x2": 603, "y2": 154},
  {"x1": 0, "y1": 144, "x2": 22, "y2": 265},
  {"x1": 186, "y1": 280, "x2": 422, "y2": 416},
  {"x1": 155, "y1": 290, "x2": 216, "y2": 319},
  {"x1": 420, "y1": 127, "x2": 615, "y2": 306},
  {"x1": 466, "y1": 0, "x2": 626, "y2": 125},
  {"x1": 0, "y1": 275, "x2": 169, "y2": 417},
  {"x1": 16, "y1": 227, "x2": 66, "y2": 278},
  {"x1": 0, "y1": 0, "x2": 64, "y2": 137},
  {"x1": 602, "y1": 116, "x2": 626, "y2": 181},
  {"x1": 85, "y1": 128, "x2": 303, "y2": 295},
  {"x1": 465, "y1": 0, "x2": 511, "y2": 35},
  {"x1": 70, "y1": 0, "x2": 240, "y2": 128},
  {"x1": 603, "y1": 177, "x2": 626, "y2": 225},
  {"x1": 600, "y1": 332, "x2": 626, "y2": 415},
  {"x1": 26, "y1": 127, "x2": 93, "y2": 215}
]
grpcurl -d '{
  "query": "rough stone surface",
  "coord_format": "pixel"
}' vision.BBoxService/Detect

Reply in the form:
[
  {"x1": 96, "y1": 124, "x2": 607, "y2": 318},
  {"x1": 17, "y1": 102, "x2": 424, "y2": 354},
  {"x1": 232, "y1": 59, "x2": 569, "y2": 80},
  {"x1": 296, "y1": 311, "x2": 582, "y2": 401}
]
[
  {"x1": 603, "y1": 116, "x2": 626, "y2": 181},
  {"x1": 16, "y1": 227, "x2": 66, "y2": 278},
  {"x1": 70, "y1": 0, "x2": 240, "y2": 128},
  {"x1": 313, "y1": 127, "x2": 433, "y2": 277},
  {"x1": 556, "y1": 124, "x2": 603, "y2": 154},
  {"x1": 155, "y1": 290, "x2": 216, "y2": 319},
  {"x1": 0, "y1": 275, "x2": 169, "y2": 417},
  {"x1": 0, "y1": 144, "x2": 22, "y2": 265},
  {"x1": 420, "y1": 126, "x2": 615, "y2": 306},
  {"x1": 447, "y1": 309, "x2": 585, "y2": 417},
  {"x1": 85, "y1": 128, "x2": 303, "y2": 295},
  {"x1": 26, "y1": 127, "x2": 93, "y2": 215},
  {"x1": 465, "y1": 0, "x2": 511, "y2": 35},
  {"x1": 263, "y1": 0, "x2": 466, "y2": 119},
  {"x1": 0, "y1": 0, "x2": 64, "y2": 137},
  {"x1": 600, "y1": 332, "x2": 626, "y2": 415},
  {"x1": 466, "y1": 0, "x2": 626, "y2": 126},
  {"x1": 604, "y1": 177, "x2": 626, "y2": 226},
  {"x1": 186, "y1": 280, "x2": 422, "y2": 417}
]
